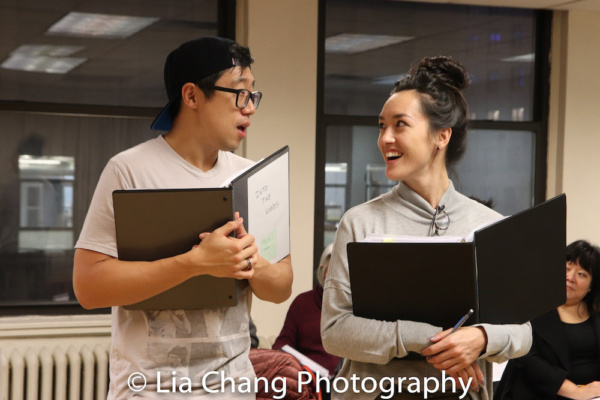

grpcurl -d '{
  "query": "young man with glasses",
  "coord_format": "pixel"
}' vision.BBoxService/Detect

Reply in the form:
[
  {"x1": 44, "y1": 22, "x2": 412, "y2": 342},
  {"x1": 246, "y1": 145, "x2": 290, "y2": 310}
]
[{"x1": 73, "y1": 37, "x2": 293, "y2": 399}]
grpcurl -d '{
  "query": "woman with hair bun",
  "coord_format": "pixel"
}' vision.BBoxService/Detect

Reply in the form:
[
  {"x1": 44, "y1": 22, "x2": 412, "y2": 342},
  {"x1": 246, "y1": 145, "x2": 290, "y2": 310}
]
[{"x1": 321, "y1": 56, "x2": 532, "y2": 400}]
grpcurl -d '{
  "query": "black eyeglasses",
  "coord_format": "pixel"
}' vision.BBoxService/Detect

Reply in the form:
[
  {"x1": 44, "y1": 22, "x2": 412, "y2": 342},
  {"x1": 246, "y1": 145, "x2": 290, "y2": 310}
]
[
  {"x1": 430, "y1": 205, "x2": 450, "y2": 236},
  {"x1": 211, "y1": 86, "x2": 262, "y2": 109}
]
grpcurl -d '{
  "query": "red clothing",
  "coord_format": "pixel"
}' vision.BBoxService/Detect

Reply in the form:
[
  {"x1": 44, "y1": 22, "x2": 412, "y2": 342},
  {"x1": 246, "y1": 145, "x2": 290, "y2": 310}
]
[
  {"x1": 249, "y1": 348, "x2": 319, "y2": 400},
  {"x1": 273, "y1": 285, "x2": 341, "y2": 376}
]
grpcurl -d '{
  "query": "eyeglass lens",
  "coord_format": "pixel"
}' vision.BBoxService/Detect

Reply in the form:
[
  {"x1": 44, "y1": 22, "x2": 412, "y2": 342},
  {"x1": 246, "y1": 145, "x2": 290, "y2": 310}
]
[
  {"x1": 430, "y1": 205, "x2": 450, "y2": 236},
  {"x1": 236, "y1": 90, "x2": 261, "y2": 109}
]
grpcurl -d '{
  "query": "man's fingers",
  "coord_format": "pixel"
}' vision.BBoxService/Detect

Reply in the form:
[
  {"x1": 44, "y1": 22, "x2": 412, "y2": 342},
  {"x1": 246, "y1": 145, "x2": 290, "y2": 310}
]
[
  {"x1": 234, "y1": 211, "x2": 249, "y2": 237},
  {"x1": 237, "y1": 233, "x2": 255, "y2": 249},
  {"x1": 233, "y1": 268, "x2": 254, "y2": 280},
  {"x1": 237, "y1": 252, "x2": 256, "y2": 271},
  {"x1": 213, "y1": 218, "x2": 244, "y2": 237}
]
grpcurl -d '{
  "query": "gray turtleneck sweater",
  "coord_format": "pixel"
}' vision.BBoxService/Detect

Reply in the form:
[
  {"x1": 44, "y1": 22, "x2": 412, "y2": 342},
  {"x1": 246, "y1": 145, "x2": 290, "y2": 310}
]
[{"x1": 321, "y1": 181, "x2": 532, "y2": 400}]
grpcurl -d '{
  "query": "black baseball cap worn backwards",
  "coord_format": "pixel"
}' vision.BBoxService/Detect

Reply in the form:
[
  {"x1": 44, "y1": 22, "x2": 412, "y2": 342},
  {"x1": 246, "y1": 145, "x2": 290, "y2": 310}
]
[{"x1": 151, "y1": 36, "x2": 240, "y2": 131}]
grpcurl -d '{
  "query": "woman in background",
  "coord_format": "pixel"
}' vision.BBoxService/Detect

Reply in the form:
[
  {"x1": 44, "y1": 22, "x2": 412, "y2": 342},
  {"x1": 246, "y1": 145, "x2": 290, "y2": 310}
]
[
  {"x1": 273, "y1": 243, "x2": 341, "y2": 376},
  {"x1": 321, "y1": 56, "x2": 532, "y2": 400},
  {"x1": 495, "y1": 240, "x2": 600, "y2": 400}
]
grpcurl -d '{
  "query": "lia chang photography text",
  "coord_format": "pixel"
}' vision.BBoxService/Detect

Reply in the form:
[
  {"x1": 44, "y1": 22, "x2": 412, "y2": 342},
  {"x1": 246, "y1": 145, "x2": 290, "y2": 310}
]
[{"x1": 127, "y1": 370, "x2": 473, "y2": 399}]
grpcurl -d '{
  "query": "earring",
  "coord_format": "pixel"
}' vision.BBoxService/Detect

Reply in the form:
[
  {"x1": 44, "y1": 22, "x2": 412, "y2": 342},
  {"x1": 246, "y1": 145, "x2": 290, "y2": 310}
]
[{"x1": 436, "y1": 146, "x2": 440, "y2": 150}]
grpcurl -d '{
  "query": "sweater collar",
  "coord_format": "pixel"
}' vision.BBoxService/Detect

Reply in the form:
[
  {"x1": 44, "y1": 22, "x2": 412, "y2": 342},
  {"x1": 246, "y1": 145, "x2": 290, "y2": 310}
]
[{"x1": 392, "y1": 180, "x2": 457, "y2": 220}]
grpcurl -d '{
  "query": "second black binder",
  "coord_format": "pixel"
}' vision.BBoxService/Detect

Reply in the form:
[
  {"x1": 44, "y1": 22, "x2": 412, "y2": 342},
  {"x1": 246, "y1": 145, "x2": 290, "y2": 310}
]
[{"x1": 348, "y1": 194, "x2": 566, "y2": 328}]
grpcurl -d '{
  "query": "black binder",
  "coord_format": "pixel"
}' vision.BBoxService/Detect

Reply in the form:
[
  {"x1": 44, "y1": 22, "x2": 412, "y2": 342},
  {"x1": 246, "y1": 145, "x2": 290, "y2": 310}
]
[
  {"x1": 113, "y1": 146, "x2": 289, "y2": 310},
  {"x1": 347, "y1": 194, "x2": 566, "y2": 328}
]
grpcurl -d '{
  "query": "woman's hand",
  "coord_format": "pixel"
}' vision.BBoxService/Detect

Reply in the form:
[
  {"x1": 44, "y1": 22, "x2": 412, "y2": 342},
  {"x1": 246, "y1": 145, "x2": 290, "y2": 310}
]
[
  {"x1": 449, "y1": 362, "x2": 484, "y2": 391},
  {"x1": 422, "y1": 326, "x2": 487, "y2": 374},
  {"x1": 578, "y1": 382, "x2": 600, "y2": 399},
  {"x1": 559, "y1": 380, "x2": 600, "y2": 400}
]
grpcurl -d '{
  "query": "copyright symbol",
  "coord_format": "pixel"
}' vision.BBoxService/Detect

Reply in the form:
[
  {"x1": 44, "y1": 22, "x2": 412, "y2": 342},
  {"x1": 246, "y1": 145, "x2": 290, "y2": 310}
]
[{"x1": 128, "y1": 372, "x2": 147, "y2": 392}]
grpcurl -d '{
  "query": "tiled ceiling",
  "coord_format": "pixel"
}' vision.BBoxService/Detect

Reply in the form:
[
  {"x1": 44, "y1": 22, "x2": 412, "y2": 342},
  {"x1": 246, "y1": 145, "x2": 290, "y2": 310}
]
[
  {"x1": 0, "y1": 0, "x2": 597, "y2": 110},
  {"x1": 0, "y1": 0, "x2": 220, "y2": 108}
]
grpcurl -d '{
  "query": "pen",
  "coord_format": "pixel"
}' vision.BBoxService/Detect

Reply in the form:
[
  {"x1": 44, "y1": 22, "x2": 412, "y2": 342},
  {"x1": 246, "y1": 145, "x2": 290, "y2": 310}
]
[{"x1": 450, "y1": 309, "x2": 474, "y2": 334}]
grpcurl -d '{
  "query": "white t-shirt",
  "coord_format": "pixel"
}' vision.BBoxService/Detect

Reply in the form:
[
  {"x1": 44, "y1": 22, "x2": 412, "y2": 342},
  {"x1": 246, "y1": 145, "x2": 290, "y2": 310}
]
[{"x1": 76, "y1": 135, "x2": 256, "y2": 399}]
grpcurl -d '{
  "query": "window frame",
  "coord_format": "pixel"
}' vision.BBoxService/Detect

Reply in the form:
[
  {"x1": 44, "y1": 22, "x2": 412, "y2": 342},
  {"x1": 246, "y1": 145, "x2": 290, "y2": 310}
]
[{"x1": 0, "y1": 0, "x2": 237, "y2": 316}]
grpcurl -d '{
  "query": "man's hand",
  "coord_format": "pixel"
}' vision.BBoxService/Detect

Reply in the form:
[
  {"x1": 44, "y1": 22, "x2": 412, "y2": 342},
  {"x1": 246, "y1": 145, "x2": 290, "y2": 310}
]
[
  {"x1": 192, "y1": 216, "x2": 258, "y2": 279},
  {"x1": 199, "y1": 212, "x2": 291, "y2": 303}
]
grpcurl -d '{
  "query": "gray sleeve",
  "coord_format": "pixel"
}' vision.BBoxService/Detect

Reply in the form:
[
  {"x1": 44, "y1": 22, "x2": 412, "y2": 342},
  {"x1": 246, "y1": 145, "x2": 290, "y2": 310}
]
[
  {"x1": 320, "y1": 213, "x2": 443, "y2": 364},
  {"x1": 475, "y1": 322, "x2": 533, "y2": 363}
]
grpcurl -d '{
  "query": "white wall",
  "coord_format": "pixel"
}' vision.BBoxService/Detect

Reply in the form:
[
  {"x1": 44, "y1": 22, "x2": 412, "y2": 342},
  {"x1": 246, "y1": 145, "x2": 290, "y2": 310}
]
[
  {"x1": 548, "y1": 10, "x2": 600, "y2": 245},
  {"x1": 238, "y1": 0, "x2": 319, "y2": 340}
]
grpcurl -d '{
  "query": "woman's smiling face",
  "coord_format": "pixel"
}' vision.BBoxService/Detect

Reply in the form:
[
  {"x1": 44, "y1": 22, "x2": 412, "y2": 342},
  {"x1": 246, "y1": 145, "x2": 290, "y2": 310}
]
[{"x1": 378, "y1": 90, "x2": 439, "y2": 184}]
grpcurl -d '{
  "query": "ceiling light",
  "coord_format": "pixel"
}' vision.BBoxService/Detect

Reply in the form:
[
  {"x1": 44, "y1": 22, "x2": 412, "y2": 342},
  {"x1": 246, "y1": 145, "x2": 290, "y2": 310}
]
[
  {"x1": 1, "y1": 54, "x2": 86, "y2": 74},
  {"x1": 501, "y1": 53, "x2": 535, "y2": 62},
  {"x1": 325, "y1": 163, "x2": 347, "y2": 172},
  {"x1": 19, "y1": 155, "x2": 75, "y2": 168},
  {"x1": 19, "y1": 158, "x2": 62, "y2": 166},
  {"x1": 11, "y1": 44, "x2": 85, "y2": 57},
  {"x1": 326, "y1": 33, "x2": 414, "y2": 55},
  {"x1": 46, "y1": 12, "x2": 159, "y2": 39}
]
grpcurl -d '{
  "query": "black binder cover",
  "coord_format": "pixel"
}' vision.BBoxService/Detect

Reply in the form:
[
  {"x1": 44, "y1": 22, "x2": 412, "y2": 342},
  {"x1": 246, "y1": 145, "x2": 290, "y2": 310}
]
[
  {"x1": 112, "y1": 146, "x2": 290, "y2": 310},
  {"x1": 113, "y1": 188, "x2": 243, "y2": 310},
  {"x1": 348, "y1": 194, "x2": 566, "y2": 328},
  {"x1": 349, "y1": 242, "x2": 476, "y2": 328}
]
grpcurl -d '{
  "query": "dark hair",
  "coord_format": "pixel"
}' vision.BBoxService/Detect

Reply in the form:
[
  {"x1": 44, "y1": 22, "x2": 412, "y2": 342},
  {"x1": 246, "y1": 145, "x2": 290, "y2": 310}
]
[
  {"x1": 169, "y1": 42, "x2": 254, "y2": 119},
  {"x1": 392, "y1": 56, "x2": 470, "y2": 166},
  {"x1": 566, "y1": 240, "x2": 600, "y2": 315}
]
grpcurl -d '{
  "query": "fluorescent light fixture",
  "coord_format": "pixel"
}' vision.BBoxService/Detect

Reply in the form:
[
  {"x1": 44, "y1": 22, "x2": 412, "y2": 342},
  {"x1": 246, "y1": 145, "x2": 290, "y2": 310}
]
[
  {"x1": 1, "y1": 53, "x2": 86, "y2": 74},
  {"x1": 47, "y1": 12, "x2": 159, "y2": 39},
  {"x1": 501, "y1": 53, "x2": 535, "y2": 62},
  {"x1": 326, "y1": 33, "x2": 414, "y2": 54},
  {"x1": 325, "y1": 163, "x2": 348, "y2": 173},
  {"x1": 11, "y1": 44, "x2": 85, "y2": 57},
  {"x1": 19, "y1": 158, "x2": 62, "y2": 166},
  {"x1": 19, "y1": 155, "x2": 75, "y2": 168},
  {"x1": 373, "y1": 73, "x2": 407, "y2": 86}
]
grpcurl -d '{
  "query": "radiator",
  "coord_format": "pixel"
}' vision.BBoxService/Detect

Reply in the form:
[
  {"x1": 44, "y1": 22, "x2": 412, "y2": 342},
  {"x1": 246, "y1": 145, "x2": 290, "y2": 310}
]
[{"x1": 0, "y1": 344, "x2": 110, "y2": 400}]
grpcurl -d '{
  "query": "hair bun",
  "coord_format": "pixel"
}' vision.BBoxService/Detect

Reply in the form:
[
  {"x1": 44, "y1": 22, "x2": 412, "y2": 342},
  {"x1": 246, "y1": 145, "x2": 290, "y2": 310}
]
[{"x1": 410, "y1": 56, "x2": 470, "y2": 92}]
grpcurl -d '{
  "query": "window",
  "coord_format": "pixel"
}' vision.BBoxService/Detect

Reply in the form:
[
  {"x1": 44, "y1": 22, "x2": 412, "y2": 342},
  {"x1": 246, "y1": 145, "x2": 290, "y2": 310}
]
[
  {"x1": 0, "y1": 0, "x2": 236, "y2": 314},
  {"x1": 314, "y1": 0, "x2": 551, "y2": 264}
]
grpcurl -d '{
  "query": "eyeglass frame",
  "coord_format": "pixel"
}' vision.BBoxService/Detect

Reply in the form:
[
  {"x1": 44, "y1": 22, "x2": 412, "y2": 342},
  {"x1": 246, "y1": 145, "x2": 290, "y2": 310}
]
[
  {"x1": 430, "y1": 205, "x2": 450, "y2": 236},
  {"x1": 208, "y1": 85, "x2": 262, "y2": 110}
]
